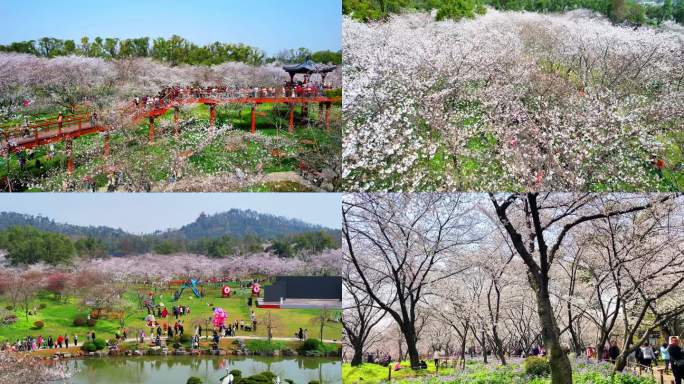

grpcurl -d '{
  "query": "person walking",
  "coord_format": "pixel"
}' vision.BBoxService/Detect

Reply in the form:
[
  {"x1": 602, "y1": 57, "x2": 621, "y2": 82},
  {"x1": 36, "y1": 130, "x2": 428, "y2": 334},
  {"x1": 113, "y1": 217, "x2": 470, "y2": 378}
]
[
  {"x1": 669, "y1": 337, "x2": 684, "y2": 384},
  {"x1": 608, "y1": 340, "x2": 620, "y2": 363},
  {"x1": 65, "y1": 335, "x2": 69, "y2": 348},
  {"x1": 662, "y1": 343, "x2": 671, "y2": 372},
  {"x1": 73, "y1": 334, "x2": 78, "y2": 346},
  {"x1": 641, "y1": 342, "x2": 656, "y2": 368}
]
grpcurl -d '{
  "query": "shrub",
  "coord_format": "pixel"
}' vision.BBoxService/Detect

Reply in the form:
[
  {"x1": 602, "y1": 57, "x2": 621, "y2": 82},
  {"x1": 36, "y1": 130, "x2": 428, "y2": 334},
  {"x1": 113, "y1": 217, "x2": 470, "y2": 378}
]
[
  {"x1": 236, "y1": 371, "x2": 276, "y2": 384},
  {"x1": 32, "y1": 320, "x2": 44, "y2": 329},
  {"x1": 524, "y1": 356, "x2": 551, "y2": 377},
  {"x1": 38, "y1": 303, "x2": 46, "y2": 309},
  {"x1": 2, "y1": 314, "x2": 17, "y2": 325},
  {"x1": 299, "y1": 338, "x2": 324, "y2": 352},
  {"x1": 5, "y1": 305, "x2": 13, "y2": 311},
  {"x1": 93, "y1": 338, "x2": 106, "y2": 350},
  {"x1": 177, "y1": 333, "x2": 192, "y2": 343},
  {"x1": 73, "y1": 314, "x2": 87, "y2": 326},
  {"x1": 230, "y1": 369, "x2": 242, "y2": 378},
  {"x1": 186, "y1": 377, "x2": 202, "y2": 384},
  {"x1": 308, "y1": 381, "x2": 320, "y2": 384},
  {"x1": 87, "y1": 318, "x2": 97, "y2": 327},
  {"x1": 298, "y1": 338, "x2": 337, "y2": 355},
  {"x1": 81, "y1": 341, "x2": 97, "y2": 352},
  {"x1": 246, "y1": 339, "x2": 285, "y2": 353}
]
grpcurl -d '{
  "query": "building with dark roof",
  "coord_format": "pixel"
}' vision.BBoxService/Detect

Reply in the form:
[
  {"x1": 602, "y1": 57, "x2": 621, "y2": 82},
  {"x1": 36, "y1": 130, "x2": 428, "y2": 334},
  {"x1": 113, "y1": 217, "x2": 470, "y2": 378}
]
[{"x1": 257, "y1": 276, "x2": 342, "y2": 309}]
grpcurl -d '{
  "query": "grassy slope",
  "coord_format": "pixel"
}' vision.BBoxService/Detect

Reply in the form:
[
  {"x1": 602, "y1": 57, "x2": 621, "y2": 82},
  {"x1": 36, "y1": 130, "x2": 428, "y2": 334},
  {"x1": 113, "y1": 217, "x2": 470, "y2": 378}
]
[
  {"x1": 343, "y1": 361, "x2": 454, "y2": 384},
  {"x1": 0, "y1": 285, "x2": 342, "y2": 343}
]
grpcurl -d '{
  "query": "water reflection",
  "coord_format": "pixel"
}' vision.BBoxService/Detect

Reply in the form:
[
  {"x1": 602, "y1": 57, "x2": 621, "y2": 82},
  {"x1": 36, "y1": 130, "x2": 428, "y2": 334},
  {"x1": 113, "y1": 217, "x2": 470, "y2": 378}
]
[{"x1": 60, "y1": 356, "x2": 341, "y2": 384}]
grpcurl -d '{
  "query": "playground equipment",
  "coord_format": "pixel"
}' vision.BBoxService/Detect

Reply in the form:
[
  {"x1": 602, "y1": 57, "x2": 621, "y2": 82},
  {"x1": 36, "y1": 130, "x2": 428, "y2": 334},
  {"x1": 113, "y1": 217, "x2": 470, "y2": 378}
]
[
  {"x1": 173, "y1": 279, "x2": 201, "y2": 301},
  {"x1": 221, "y1": 286, "x2": 231, "y2": 297}
]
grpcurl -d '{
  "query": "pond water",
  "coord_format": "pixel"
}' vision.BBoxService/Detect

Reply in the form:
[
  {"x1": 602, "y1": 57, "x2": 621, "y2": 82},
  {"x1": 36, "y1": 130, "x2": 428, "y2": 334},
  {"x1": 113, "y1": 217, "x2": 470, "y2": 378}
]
[{"x1": 59, "y1": 355, "x2": 341, "y2": 384}]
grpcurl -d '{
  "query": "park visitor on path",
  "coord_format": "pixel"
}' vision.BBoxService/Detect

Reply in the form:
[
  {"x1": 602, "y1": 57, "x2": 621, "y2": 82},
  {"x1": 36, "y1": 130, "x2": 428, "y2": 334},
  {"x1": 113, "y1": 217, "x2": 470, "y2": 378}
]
[{"x1": 669, "y1": 337, "x2": 684, "y2": 384}]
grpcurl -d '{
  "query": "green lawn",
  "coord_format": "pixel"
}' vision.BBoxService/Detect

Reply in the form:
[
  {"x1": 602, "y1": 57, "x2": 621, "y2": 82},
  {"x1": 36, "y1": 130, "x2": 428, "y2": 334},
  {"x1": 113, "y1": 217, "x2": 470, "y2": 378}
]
[
  {"x1": 343, "y1": 361, "x2": 455, "y2": 384},
  {"x1": 0, "y1": 284, "x2": 342, "y2": 344}
]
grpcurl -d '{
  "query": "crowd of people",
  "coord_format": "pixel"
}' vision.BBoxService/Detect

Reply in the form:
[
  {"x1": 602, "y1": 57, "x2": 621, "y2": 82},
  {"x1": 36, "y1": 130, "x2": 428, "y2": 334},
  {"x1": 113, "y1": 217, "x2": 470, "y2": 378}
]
[
  {"x1": 0, "y1": 331, "x2": 100, "y2": 352},
  {"x1": 361, "y1": 337, "x2": 684, "y2": 383}
]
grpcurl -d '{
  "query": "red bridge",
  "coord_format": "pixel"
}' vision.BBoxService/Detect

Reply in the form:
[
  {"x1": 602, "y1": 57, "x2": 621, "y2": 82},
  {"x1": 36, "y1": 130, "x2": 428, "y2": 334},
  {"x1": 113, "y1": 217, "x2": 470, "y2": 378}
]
[{"x1": 1, "y1": 88, "x2": 339, "y2": 174}]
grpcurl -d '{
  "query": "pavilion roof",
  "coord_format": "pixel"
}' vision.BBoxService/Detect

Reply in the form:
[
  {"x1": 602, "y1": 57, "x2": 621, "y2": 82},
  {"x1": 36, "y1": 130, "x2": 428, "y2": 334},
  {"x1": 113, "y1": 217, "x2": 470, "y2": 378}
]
[{"x1": 282, "y1": 59, "x2": 337, "y2": 75}]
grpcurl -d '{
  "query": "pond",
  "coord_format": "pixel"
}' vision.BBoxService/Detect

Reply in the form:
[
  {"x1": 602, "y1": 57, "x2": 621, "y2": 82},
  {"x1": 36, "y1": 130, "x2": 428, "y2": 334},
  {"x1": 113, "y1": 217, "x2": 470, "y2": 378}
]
[{"x1": 58, "y1": 355, "x2": 341, "y2": 384}]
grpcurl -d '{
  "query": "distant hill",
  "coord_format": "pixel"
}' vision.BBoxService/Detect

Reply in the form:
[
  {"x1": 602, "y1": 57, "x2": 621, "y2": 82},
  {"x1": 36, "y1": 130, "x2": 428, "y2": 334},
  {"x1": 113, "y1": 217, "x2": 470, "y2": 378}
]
[
  {"x1": 0, "y1": 212, "x2": 128, "y2": 240},
  {"x1": 0, "y1": 209, "x2": 341, "y2": 253},
  {"x1": 0, "y1": 209, "x2": 342, "y2": 257},
  {"x1": 157, "y1": 209, "x2": 334, "y2": 240}
]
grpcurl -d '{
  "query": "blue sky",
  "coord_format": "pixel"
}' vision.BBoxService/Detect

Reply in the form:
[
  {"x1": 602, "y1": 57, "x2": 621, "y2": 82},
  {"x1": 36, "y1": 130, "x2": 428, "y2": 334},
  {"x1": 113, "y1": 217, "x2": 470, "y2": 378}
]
[
  {"x1": 0, "y1": 193, "x2": 342, "y2": 233},
  {"x1": 0, "y1": 0, "x2": 341, "y2": 54}
]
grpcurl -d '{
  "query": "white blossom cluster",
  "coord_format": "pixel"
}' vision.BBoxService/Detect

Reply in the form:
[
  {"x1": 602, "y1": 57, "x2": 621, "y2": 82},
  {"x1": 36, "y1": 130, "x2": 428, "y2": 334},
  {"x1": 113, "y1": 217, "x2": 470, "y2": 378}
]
[
  {"x1": 0, "y1": 53, "x2": 342, "y2": 113},
  {"x1": 343, "y1": 11, "x2": 684, "y2": 191}
]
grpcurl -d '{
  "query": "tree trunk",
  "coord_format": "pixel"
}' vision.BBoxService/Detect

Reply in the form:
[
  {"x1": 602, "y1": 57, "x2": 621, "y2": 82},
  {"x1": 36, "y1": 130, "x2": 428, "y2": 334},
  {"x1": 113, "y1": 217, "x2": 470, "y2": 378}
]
[
  {"x1": 404, "y1": 328, "x2": 420, "y2": 369},
  {"x1": 614, "y1": 353, "x2": 628, "y2": 371},
  {"x1": 351, "y1": 346, "x2": 364, "y2": 366},
  {"x1": 492, "y1": 327, "x2": 507, "y2": 365},
  {"x1": 459, "y1": 335, "x2": 467, "y2": 369},
  {"x1": 537, "y1": 288, "x2": 573, "y2": 384}
]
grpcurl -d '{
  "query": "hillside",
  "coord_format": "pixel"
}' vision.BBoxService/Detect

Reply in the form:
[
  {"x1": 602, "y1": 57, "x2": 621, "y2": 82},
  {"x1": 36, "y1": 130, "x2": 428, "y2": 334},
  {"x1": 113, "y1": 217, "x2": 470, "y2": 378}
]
[
  {"x1": 0, "y1": 209, "x2": 337, "y2": 240},
  {"x1": 158, "y1": 209, "x2": 337, "y2": 240},
  {"x1": 0, "y1": 210, "x2": 341, "y2": 261},
  {"x1": 0, "y1": 212, "x2": 128, "y2": 239}
]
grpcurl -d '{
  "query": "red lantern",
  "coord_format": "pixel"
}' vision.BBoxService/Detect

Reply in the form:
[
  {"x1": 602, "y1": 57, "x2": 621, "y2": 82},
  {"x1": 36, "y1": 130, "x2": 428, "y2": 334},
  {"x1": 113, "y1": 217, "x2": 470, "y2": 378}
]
[
  {"x1": 252, "y1": 283, "x2": 261, "y2": 296},
  {"x1": 221, "y1": 286, "x2": 231, "y2": 297}
]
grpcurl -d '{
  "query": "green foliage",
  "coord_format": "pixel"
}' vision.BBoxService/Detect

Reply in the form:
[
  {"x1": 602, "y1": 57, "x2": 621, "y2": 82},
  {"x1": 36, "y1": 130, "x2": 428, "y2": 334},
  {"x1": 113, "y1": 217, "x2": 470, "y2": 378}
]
[
  {"x1": 0, "y1": 226, "x2": 74, "y2": 265},
  {"x1": 74, "y1": 237, "x2": 107, "y2": 258},
  {"x1": 0, "y1": 35, "x2": 339, "y2": 66},
  {"x1": 344, "y1": 0, "x2": 682, "y2": 25},
  {"x1": 275, "y1": 47, "x2": 342, "y2": 65},
  {"x1": 272, "y1": 230, "x2": 340, "y2": 258},
  {"x1": 245, "y1": 339, "x2": 286, "y2": 353},
  {"x1": 234, "y1": 371, "x2": 277, "y2": 384},
  {"x1": 177, "y1": 333, "x2": 192, "y2": 344},
  {"x1": 343, "y1": 0, "x2": 414, "y2": 20},
  {"x1": 230, "y1": 369, "x2": 242, "y2": 378},
  {"x1": 186, "y1": 377, "x2": 202, "y2": 384},
  {"x1": 81, "y1": 341, "x2": 97, "y2": 352},
  {"x1": 93, "y1": 338, "x2": 106, "y2": 350},
  {"x1": 523, "y1": 356, "x2": 551, "y2": 377},
  {"x1": 433, "y1": 0, "x2": 487, "y2": 20},
  {"x1": 298, "y1": 338, "x2": 338, "y2": 355},
  {"x1": 32, "y1": 320, "x2": 44, "y2": 329}
]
